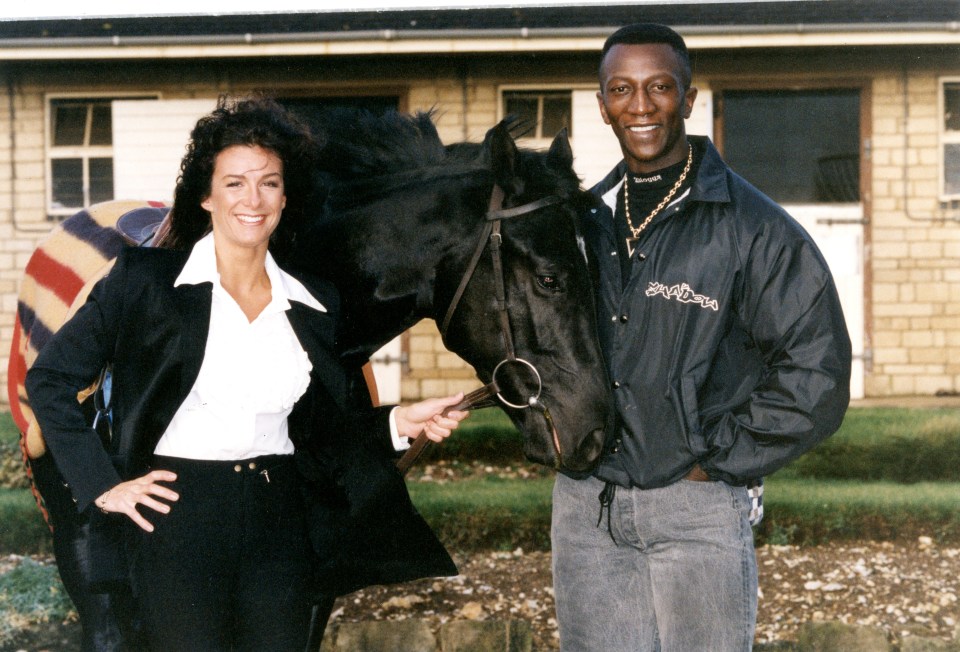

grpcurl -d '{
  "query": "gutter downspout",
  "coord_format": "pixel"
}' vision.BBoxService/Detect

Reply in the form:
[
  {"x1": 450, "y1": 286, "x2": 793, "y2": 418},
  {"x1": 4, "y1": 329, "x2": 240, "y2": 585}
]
[{"x1": 458, "y1": 62, "x2": 469, "y2": 142}]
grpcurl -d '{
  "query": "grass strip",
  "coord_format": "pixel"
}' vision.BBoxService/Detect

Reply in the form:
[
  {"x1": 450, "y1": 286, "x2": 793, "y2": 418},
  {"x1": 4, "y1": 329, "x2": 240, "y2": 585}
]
[
  {"x1": 0, "y1": 489, "x2": 52, "y2": 555},
  {"x1": 0, "y1": 412, "x2": 16, "y2": 444},
  {"x1": 757, "y1": 476, "x2": 960, "y2": 545},
  {"x1": 5, "y1": 406, "x2": 960, "y2": 553},
  {"x1": 413, "y1": 408, "x2": 524, "y2": 465},
  {"x1": 408, "y1": 476, "x2": 554, "y2": 552},
  {"x1": 0, "y1": 558, "x2": 74, "y2": 647},
  {"x1": 786, "y1": 407, "x2": 960, "y2": 482},
  {"x1": 412, "y1": 474, "x2": 960, "y2": 551},
  {"x1": 4, "y1": 474, "x2": 960, "y2": 554},
  {"x1": 0, "y1": 413, "x2": 31, "y2": 490}
]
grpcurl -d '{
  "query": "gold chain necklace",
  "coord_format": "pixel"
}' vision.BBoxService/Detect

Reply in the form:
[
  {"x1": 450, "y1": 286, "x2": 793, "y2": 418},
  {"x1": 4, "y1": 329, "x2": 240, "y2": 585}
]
[{"x1": 623, "y1": 143, "x2": 693, "y2": 256}]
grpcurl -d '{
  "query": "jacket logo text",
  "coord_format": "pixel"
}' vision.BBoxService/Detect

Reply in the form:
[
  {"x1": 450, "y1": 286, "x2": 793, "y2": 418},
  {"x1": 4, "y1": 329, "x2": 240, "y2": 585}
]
[{"x1": 645, "y1": 281, "x2": 719, "y2": 311}]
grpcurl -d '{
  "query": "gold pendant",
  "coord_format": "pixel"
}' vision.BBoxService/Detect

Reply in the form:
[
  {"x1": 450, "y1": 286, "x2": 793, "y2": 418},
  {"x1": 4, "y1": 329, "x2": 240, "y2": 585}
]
[{"x1": 626, "y1": 237, "x2": 638, "y2": 257}]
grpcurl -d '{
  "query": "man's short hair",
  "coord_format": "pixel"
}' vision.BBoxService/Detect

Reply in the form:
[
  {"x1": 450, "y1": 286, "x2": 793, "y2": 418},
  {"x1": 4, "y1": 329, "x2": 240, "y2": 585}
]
[{"x1": 599, "y1": 23, "x2": 692, "y2": 88}]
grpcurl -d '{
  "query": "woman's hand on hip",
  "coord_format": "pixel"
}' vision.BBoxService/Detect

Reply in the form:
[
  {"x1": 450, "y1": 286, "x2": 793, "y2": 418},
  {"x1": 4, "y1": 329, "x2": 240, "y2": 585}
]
[
  {"x1": 395, "y1": 392, "x2": 470, "y2": 442},
  {"x1": 95, "y1": 470, "x2": 179, "y2": 532}
]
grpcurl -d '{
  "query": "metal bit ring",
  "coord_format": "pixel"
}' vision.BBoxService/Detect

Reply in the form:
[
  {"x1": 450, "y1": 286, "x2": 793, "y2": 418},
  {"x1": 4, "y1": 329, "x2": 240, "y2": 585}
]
[{"x1": 492, "y1": 358, "x2": 542, "y2": 409}]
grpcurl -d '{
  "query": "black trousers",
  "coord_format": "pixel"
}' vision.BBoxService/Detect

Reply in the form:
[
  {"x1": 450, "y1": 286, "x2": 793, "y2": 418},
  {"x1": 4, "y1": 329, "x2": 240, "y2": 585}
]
[{"x1": 131, "y1": 454, "x2": 315, "y2": 652}]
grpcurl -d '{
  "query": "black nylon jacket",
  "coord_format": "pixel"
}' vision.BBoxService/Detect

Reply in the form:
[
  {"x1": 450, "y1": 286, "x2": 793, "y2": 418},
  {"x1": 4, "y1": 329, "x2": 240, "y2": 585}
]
[{"x1": 582, "y1": 136, "x2": 852, "y2": 489}]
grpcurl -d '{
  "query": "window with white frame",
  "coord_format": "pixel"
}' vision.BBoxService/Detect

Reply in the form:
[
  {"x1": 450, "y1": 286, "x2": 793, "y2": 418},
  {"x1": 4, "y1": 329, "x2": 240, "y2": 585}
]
[
  {"x1": 942, "y1": 79, "x2": 960, "y2": 199},
  {"x1": 46, "y1": 95, "x2": 155, "y2": 219},
  {"x1": 501, "y1": 90, "x2": 572, "y2": 144}
]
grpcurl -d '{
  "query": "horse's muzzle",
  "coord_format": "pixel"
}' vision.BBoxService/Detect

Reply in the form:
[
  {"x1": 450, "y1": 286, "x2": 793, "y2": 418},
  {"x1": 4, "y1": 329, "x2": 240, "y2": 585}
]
[
  {"x1": 559, "y1": 426, "x2": 606, "y2": 473},
  {"x1": 523, "y1": 404, "x2": 605, "y2": 473}
]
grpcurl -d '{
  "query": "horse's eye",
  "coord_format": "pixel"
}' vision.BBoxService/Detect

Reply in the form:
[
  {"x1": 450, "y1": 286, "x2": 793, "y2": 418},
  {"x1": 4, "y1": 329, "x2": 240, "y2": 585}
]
[{"x1": 537, "y1": 275, "x2": 561, "y2": 291}]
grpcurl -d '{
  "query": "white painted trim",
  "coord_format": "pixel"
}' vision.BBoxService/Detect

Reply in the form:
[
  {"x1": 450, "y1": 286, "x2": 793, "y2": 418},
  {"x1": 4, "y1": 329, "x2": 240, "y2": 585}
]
[
  {"x1": 939, "y1": 76, "x2": 960, "y2": 201},
  {"x1": 4, "y1": 30, "x2": 960, "y2": 61}
]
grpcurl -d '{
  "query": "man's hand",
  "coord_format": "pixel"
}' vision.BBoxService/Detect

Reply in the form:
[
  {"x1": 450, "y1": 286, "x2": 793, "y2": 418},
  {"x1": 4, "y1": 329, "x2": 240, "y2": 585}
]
[{"x1": 683, "y1": 464, "x2": 711, "y2": 482}]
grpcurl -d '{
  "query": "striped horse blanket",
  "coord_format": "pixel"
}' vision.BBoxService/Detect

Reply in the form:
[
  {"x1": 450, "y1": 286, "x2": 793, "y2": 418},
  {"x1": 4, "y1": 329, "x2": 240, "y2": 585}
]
[{"x1": 7, "y1": 200, "x2": 168, "y2": 525}]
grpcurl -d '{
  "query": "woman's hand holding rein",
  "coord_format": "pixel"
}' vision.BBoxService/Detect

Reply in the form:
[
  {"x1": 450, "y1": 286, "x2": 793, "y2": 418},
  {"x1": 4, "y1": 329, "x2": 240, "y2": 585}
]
[
  {"x1": 394, "y1": 392, "x2": 469, "y2": 443},
  {"x1": 94, "y1": 469, "x2": 179, "y2": 532}
]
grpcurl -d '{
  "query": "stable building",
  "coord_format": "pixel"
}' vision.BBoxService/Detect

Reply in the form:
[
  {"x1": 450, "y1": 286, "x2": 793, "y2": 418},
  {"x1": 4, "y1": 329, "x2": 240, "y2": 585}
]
[{"x1": 1, "y1": 1, "x2": 959, "y2": 405}]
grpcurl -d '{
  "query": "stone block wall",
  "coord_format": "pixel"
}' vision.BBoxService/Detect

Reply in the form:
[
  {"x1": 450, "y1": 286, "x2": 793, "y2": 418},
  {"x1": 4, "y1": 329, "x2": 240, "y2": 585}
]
[
  {"x1": 1, "y1": 85, "x2": 54, "y2": 409},
  {"x1": 321, "y1": 619, "x2": 533, "y2": 652},
  {"x1": 866, "y1": 71, "x2": 960, "y2": 397},
  {"x1": 4, "y1": 55, "x2": 960, "y2": 407},
  {"x1": 401, "y1": 320, "x2": 483, "y2": 403}
]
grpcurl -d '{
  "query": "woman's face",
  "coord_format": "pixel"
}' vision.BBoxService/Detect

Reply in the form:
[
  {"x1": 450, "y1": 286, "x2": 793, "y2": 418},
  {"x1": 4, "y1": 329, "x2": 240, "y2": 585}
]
[{"x1": 201, "y1": 144, "x2": 286, "y2": 258}]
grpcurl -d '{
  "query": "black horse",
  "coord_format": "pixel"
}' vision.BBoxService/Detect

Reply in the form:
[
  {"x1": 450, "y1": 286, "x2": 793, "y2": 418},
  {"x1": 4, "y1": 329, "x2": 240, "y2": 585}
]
[
  {"x1": 9, "y1": 110, "x2": 611, "y2": 650},
  {"x1": 302, "y1": 109, "x2": 610, "y2": 472}
]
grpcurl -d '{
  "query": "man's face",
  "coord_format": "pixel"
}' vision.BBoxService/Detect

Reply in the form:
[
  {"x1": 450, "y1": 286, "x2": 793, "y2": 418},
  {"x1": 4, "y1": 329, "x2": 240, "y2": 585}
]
[{"x1": 597, "y1": 43, "x2": 698, "y2": 174}]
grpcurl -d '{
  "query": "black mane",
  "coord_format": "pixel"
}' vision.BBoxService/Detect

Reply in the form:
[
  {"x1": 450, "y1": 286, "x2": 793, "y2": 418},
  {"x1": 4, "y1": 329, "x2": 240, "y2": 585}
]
[
  {"x1": 315, "y1": 109, "x2": 448, "y2": 179},
  {"x1": 313, "y1": 108, "x2": 488, "y2": 212},
  {"x1": 312, "y1": 109, "x2": 584, "y2": 215}
]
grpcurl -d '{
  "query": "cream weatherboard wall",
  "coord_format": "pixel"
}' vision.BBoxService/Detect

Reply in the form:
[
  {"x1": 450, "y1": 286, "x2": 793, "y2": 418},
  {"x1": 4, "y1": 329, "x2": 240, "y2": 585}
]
[{"x1": 112, "y1": 99, "x2": 217, "y2": 204}]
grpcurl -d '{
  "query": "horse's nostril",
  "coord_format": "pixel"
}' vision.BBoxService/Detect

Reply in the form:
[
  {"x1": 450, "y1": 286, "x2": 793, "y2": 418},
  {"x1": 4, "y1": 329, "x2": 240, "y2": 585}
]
[{"x1": 555, "y1": 428, "x2": 605, "y2": 473}]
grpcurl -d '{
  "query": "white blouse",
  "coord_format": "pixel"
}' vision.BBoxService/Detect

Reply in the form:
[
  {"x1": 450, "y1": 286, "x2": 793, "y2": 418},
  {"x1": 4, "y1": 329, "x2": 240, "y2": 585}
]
[{"x1": 153, "y1": 233, "x2": 324, "y2": 460}]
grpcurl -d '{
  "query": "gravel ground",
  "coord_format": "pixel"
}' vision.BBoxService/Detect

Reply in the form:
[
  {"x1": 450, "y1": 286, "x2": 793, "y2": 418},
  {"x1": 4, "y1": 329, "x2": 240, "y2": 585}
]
[
  {"x1": 4, "y1": 539, "x2": 959, "y2": 651},
  {"x1": 331, "y1": 539, "x2": 960, "y2": 651}
]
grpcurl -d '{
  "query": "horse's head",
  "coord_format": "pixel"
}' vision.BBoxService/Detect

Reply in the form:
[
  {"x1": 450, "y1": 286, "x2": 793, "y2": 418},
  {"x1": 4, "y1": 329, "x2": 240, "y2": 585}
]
[
  {"x1": 435, "y1": 120, "x2": 611, "y2": 473},
  {"x1": 303, "y1": 109, "x2": 610, "y2": 473}
]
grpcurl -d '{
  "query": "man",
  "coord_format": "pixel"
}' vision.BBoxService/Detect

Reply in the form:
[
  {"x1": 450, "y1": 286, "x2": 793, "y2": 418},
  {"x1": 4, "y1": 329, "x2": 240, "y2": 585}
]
[{"x1": 551, "y1": 23, "x2": 852, "y2": 651}]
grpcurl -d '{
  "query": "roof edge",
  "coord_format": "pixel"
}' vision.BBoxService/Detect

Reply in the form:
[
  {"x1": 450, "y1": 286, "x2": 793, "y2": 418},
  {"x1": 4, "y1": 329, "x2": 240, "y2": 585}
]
[{"x1": 2, "y1": 21, "x2": 959, "y2": 49}]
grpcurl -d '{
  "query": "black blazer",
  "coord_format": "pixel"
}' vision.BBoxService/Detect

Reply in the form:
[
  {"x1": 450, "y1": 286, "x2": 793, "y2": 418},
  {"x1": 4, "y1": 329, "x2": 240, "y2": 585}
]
[{"x1": 25, "y1": 246, "x2": 455, "y2": 596}]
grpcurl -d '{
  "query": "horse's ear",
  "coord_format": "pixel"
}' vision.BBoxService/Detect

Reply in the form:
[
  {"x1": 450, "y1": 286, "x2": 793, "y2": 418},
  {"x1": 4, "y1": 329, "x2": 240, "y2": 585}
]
[
  {"x1": 484, "y1": 121, "x2": 521, "y2": 194},
  {"x1": 547, "y1": 128, "x2": 574, "y2": 171}
]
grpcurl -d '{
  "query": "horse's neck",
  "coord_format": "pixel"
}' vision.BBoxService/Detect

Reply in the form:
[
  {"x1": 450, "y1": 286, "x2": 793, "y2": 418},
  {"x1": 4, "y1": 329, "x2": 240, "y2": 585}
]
[
  {"x1": 311, "y1": 180, "x2": 481, "y2": 360},
  {"x1": 336, "y1": 286, "x2": 429, "y2": 362},
  {"x1": 318, "y1": 238, "x2": 435, "y2": 360}
]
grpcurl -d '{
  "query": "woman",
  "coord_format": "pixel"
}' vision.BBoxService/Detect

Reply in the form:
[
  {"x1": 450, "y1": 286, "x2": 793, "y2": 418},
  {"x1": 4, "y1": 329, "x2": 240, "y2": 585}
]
[{"x1": 25, "y1": 96, "x2": 467, "y2": 650}]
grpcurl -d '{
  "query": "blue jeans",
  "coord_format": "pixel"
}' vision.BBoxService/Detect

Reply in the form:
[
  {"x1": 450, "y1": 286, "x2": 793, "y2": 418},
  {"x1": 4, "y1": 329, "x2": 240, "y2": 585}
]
[{"x1": 551, "y1": 474, "x2": 757, "y2": 652}]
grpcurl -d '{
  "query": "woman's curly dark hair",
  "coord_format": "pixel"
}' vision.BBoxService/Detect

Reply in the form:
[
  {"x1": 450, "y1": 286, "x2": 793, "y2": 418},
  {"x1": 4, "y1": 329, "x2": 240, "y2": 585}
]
[{"x1": 160, "y1": 95, "x2": 317, "y2": 262}]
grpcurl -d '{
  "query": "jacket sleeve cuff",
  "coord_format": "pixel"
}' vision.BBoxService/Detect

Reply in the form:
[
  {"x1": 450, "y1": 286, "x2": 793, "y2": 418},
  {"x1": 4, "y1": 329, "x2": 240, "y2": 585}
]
[
  {"x1": 360, "y1": 404, "x2": 402, "y2": 457},
  {"x1": 388, "y1": 406, "x2": 411, "y2": 452},
  {"x1": 72, "y1": 459, "x2": 123, "y2": 514}
]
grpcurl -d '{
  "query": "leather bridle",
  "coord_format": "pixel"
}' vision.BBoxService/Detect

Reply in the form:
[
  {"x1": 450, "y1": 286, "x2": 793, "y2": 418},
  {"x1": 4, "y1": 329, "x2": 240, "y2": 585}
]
[{"x1": 397, "y1": 184, "x2": 566, "y2": 474}]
